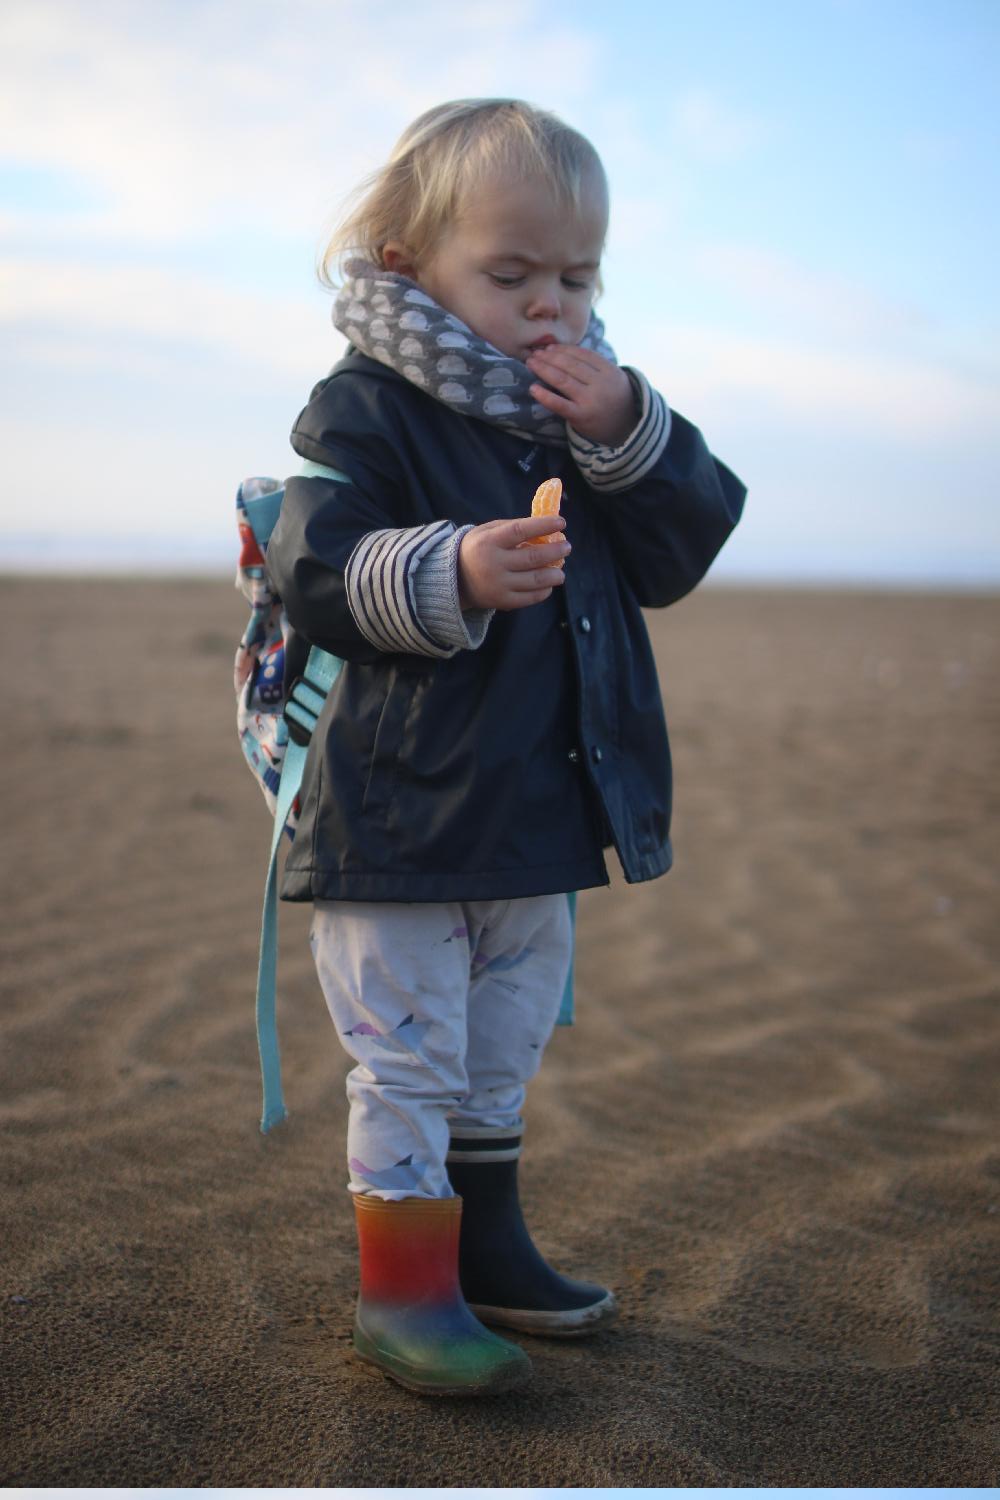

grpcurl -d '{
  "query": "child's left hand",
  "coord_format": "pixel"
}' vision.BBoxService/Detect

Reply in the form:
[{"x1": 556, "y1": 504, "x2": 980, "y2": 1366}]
[{"x1": 525, "y1": 346, "x2": 637, "y2": 447}]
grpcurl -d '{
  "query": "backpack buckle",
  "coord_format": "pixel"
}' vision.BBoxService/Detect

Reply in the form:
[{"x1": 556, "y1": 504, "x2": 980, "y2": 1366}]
[
  {"x1": 285, "y1": 674, "x2": 327, "y2": 747},
  {"x1": 285, "y1": 707, "x2": 313, "y2": 747}
]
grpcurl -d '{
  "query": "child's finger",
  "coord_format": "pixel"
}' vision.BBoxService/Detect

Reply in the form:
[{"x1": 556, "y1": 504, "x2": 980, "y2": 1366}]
[
  {"x1": 527, "y1": 384, "x2": 566, "y2": 413},
  {"x1": 526, "y1": 348, "x2": 596, "y2": 390},
  {"x1": 500, "y1": 514, "x2": 567, "y2": 547},
  {"x1": 503, "y1": 585, "x2": 560, "y2": 609},
  {"x1": 507, "y1": 562, "x2": 566, "y2": 592},
  {"x1": 509, "y1": 570, "x2": 563, "y2": 600},
  {"x1": 509, "y1": 537, "x2": 570, "y2": 569},
  {"x1": 532, "y1": 368, "x2": 589, "y2": 401},
  {"x1": 528, "y1": 383, "x2": 579, "y2": 420}
]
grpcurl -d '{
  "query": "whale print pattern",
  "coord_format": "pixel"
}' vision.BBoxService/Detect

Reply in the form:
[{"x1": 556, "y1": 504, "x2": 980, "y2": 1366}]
[{"x1": 333, "y1": 259, "x2": 616, "y2": 445}]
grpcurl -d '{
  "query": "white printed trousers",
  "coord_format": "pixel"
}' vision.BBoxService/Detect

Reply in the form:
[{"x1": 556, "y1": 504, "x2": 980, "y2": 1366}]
[{"x1": 310, "y1": 894, "x2": 572, "y2": 1199}]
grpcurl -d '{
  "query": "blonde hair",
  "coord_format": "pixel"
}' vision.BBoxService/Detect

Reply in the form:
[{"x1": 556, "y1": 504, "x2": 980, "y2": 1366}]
[{"x1": 319, "y1": 98, "x2": 607, "y2": 286}]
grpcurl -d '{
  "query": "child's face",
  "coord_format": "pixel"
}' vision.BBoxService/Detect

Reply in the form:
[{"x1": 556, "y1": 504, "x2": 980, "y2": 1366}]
[{"x1": 402, "y1": 172, "x2": 607, "y2": 363}]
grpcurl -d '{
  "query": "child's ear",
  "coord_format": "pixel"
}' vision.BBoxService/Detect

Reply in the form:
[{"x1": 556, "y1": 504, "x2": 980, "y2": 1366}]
[{"x1": 383, "y1": 242, "x2": 417, "y2": 278}]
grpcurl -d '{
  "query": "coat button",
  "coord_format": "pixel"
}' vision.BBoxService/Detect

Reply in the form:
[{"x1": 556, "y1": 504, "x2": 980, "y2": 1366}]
[
  {"x1": 568, "y1": 748, "x2": 580, "y2": 763},
  {"x1": 579, "y1": 616, "x2": 592, "y2": 633},
  {"x1": 591, "y1": 746, "x2": 603, "y2": 764}
]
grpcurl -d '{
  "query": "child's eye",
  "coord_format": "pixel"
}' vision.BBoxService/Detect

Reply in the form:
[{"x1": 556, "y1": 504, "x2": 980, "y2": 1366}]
[
  {"x1": 562, "y1": 276, "x2": 592, "y2": 291},
  {"x1": 489, "y1": 274, "x2": 524, "y2": 288}
]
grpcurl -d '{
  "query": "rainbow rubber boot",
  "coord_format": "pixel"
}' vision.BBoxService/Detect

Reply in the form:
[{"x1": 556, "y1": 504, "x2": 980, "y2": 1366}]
[
  {"x1": 447, "y1": 1125, "x2": 618, "y2": 1336},
  {"x1": 352, "y1": 1193, "x2": 532, "y2": 1395}
]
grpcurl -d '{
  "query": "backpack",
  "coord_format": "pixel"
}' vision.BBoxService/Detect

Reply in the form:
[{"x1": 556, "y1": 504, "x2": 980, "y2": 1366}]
[
  {"x1": 234, "y1": 475, "x2": 343, "y2": 1132},
  {"x1": 235, "y1": 473, "x2": 577, "y2": 1135}
]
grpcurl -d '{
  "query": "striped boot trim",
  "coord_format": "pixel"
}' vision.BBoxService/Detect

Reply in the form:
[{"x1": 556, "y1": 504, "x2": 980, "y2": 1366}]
[{"x1": 447, "y1": 1125, "x2": 523, "y2": 1164}]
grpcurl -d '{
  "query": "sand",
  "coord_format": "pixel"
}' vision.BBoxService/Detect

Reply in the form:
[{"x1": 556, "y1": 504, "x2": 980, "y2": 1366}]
[{"x1": 3, "y1": 577, "x2": 999, "y2": 1486}]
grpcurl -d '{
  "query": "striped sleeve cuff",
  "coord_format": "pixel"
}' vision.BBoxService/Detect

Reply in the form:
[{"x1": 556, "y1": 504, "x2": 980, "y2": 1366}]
[
  {"x1": 568, "y1": 367, "x2": 672, "y2": 493},
  {"x1": 346, "y1": 520, "x2": 466, "y2": 658},
  {"x1": 411, "y1": 525, "x2": 493, "y2": 652}
]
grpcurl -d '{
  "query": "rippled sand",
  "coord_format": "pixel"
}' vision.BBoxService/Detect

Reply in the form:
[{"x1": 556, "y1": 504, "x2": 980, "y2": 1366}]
[{"x1": 3, "y1": 579, "x2": 998, "y2": 1485}]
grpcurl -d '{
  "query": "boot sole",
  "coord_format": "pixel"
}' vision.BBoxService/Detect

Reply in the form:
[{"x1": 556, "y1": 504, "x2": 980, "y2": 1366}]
[
  {"x1": 469, "y1": 1290, "x2": 619, "y2": 1337},
  {"x1": 353, "y1": 1326, "x2": 532, "y2": 1396}
]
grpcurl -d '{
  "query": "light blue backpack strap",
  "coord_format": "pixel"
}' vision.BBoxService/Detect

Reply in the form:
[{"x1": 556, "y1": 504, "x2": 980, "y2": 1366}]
[
  {"x1": 256, "y1": 736, "x2": 306, "y2": 1132},
  {"x1": 557, "y1": 890, "x2": 577, "y2": 1026},
  {"x1": 256, "y1": 644, "x2": 342, "y2": 1133},
  {"x1": 299, "y1": 459, "x2": 351, "y2": 482},
  {"x1": 243, "y1": 463, "x2": 351, "y2": 554}
]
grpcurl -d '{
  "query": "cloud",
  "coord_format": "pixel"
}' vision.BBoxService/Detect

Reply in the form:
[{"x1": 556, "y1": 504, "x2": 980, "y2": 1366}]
[
  {"x1": 2, "y1": 257, "x2": 337, "y2": 377},
  {"x1": 0, "y1": 0, "x2": 601, "y2": 246},
  {"x1": 695, "y1": 244, "x2": 933, "y2": 346},
  {"x1": 3, "y1": 1, "x2": 995, "y2": 583},
  {"x1": 634, "y1": 325, "x2": 1000, "y2": 442},
  {"x1": 0, "y1": 0, "x2": 607, "y2": 446},
  {"x1": 604, "y1": 233, "x2": 998, "y2": 446},
  {"x1": 669, "y1": 87, "x2": 770, "y2": 162}
]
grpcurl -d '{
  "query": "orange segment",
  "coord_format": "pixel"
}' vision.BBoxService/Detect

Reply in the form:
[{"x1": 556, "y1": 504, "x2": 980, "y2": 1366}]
[
  {"x1": 531, "y1": 477, "x2": 563, "y2": 518},
  {"x1": 527, "y1": 477, "x2": 563, "y2": 545}
]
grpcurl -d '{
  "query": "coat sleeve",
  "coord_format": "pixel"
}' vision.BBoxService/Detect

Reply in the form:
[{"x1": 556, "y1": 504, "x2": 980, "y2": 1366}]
[
  {"x1": 267, "y1": 472, "x2": 457, "y2": 663},
  {"x1": 267, "y1": 373, "x2": 485, "y2": 663},
  {"x1": 582, "y1": 405, "x2": 747, "y2": 609}
]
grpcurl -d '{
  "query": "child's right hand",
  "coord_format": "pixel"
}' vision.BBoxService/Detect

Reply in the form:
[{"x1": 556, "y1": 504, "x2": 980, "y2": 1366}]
[{"x1": 458, "y1": 516, "x2": 570, "y2": 612}]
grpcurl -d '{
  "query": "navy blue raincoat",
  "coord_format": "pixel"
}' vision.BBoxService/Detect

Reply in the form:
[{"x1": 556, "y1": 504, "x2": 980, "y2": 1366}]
[{"x1": 267, "y1": 351, "x2": 745, "y2": 904}]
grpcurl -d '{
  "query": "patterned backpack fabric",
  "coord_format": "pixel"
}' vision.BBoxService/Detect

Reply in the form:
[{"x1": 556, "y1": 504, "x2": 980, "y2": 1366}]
[{"x1": 234, "y1": 476, "x2": 300, "y2": 841}]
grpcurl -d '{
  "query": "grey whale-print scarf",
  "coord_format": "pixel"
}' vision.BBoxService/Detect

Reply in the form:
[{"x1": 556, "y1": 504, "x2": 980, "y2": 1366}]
[{"x1": 333, "y1": 258, "x2": 617, "y2": 446}]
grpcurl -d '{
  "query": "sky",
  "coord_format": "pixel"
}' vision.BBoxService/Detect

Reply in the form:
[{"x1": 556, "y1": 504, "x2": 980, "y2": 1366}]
[{"x1": 1, "y1": 0, "x2": 997, "y2": 584}]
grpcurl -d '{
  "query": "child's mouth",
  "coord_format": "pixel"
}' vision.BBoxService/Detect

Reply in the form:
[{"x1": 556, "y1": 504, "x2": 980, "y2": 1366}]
[{"x1": 527, "y1": 335, "x2": 557, "y2": 353}]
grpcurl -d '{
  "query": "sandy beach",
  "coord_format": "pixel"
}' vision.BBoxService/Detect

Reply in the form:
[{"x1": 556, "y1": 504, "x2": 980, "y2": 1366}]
[{"x1": 3, "y1": 576, "x2": 999, "y2": 1486}]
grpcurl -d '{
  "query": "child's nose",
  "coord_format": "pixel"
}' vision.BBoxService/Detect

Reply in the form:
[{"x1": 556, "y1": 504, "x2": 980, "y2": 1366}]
[{"x1": 526, "y1": 286, "x2": 561, "y2": 319}]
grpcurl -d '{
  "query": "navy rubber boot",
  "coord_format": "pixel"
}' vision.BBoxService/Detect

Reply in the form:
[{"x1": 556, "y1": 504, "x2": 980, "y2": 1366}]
[{"x1": 446, "y1": 1125, "x2": 618, "y2": 1337}]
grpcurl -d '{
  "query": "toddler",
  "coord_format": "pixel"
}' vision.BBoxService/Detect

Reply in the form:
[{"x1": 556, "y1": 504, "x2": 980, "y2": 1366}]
[{"x1": 267, "y1": 98, "x2": 746, "y2": 1395}]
